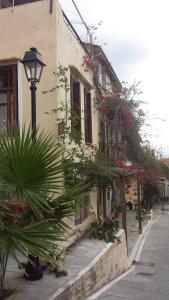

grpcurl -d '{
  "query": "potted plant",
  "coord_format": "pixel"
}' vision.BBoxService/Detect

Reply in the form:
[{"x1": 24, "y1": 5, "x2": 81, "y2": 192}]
[
  {"x1": 136, "y1": 208, "x2": 145, "y2": 221},
  {"x1": 89, "y1": 216, "x2": 120, "y2": 243},
  {"x1": 0, "y1": 128, "x2": 86, "y2": 296},
  {"x1": 115, "y1": 203, "x2": 123, "y2": 220}
]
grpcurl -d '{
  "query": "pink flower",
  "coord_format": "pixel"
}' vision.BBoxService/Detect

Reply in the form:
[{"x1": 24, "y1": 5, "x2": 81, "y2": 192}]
[{"x1": 138, "y1": 109, "x2": 145, "y2": 116}]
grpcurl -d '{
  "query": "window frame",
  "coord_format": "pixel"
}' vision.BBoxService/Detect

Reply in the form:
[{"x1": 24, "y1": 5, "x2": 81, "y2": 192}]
[
  {"x1": 84, "y1": 89, "x2": 92, "y2": 144},
  {"x1": 74, "y1": 195, "x2": 90, "y2": 225},
  {"x1": 0, "y1": 64, "x2": 18, "y2": 131},
  {"x1": 0, "y1": 0, "x2": 42, "y2": 9}
]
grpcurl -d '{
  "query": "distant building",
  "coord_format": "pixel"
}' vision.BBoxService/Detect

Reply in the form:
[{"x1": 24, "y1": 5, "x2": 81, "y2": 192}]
[{"x1": 161, "y1": 158, "x2": 169, "y2": 168}]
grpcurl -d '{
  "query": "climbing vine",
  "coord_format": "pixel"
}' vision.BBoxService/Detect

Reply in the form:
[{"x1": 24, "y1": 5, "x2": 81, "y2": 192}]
[
  {"x1": 43, "y1": 65, "x2": 97, "y2": 164},
  {"x1": 43, "y1": 65, "x2": 121, "y2": 187}
]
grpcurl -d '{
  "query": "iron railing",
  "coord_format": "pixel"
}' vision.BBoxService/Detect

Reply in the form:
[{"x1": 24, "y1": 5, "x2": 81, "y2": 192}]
[{"x1": 100, "y1": 141, "x2": 128, "y2": 160}]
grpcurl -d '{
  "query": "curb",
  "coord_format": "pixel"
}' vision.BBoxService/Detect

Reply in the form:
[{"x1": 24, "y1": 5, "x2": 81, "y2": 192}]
[
  {"x1": 48, "y1": 242, "x2": 114, "y2": 300},
  {"x1": 128, "y1": 217, "x2": 153, "y2": 267},
  {"x1": 49, "y1": 212, "x2": 156, "y2": 300},
  {"x1": 48, "y1": 229, "x2": 127, "y2": 300},
  {"x1": 86, "y1": 212, "x2": 155, "y2": 300}
]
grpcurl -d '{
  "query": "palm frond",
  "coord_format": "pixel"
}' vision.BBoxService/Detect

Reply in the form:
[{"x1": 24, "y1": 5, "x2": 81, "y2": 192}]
[
  {"x1": 0, "y1": 127, "x2": 65, "y2": 215},
  {"x1": 0, "y1": 127, "x2": 88, "y2": 285}
]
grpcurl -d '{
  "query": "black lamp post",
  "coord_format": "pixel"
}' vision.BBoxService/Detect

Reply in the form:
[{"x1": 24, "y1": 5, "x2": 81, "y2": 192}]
[
  {"x1": 21, "y1": 47, "x2": 46, "y2": 141},
  {"x1": 21, "y1": 47, "x2": 46, "y2": 280}
]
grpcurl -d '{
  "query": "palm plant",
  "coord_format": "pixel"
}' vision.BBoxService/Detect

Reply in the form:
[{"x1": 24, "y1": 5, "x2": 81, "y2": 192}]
[{"x1": 0, "y1": 128, "x2": 86, "y2": 289}]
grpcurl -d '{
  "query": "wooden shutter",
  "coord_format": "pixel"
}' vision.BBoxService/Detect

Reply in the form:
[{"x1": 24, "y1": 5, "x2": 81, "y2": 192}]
[
  {"x1": 0, "y1": 65, "x2": 18, "y2": 132},
  {"x1": 74, "y1": 195, "x2": 90, "y2": 225},
  {"x1": 11, "y1": 65, "x2": 18, "y2": 126},
  {"x1": 0, "y1": 0, "x2": 12, "y2": 9},
  {"x1": 14, "y1": 0, "x2": 41, "y2": 5},
  {"x1": 84, "y1": 92, "x2": 92, "y2": 144},
  {"x1": 72, "y1": 81, "x2": 81, "y2": 133}
]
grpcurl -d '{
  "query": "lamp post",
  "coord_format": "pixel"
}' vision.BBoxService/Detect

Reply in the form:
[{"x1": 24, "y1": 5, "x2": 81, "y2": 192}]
[
  {"x1": 21, "y1": 47, "x2": 46, "y2": 280},
  {"x1": 21, "y1": 47, "x2": 46, "y2": 141},
  {"x1": 137, "y1": 169, "x2": 144, "y2": 234},
  {"x1": 137, "y1": 176, "x2": 142, "y2": 234}
]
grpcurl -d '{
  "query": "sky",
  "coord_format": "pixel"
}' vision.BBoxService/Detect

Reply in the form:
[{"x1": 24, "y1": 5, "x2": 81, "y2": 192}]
[{"x1": 59, "y1": 0, "x2": 169, "y2": 156}]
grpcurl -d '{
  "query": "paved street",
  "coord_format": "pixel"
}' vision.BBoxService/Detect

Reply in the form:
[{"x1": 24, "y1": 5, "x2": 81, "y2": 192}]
[{"x1": 94, "y1": 210, "x2": 169, "y2": 300}]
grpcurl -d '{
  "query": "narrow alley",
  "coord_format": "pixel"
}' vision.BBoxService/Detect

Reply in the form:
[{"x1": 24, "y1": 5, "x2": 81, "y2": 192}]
[
  {"x1": 87, "y1": 206, "x2": 169, "y2": 300},
  {"x1": 1, "y1": 2, "x2": 169, "y2": 300}
]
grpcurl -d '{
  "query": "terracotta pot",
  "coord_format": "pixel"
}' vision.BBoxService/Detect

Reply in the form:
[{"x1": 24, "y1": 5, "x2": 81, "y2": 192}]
[
  {"x1": 7, "y1": 202, "x2": 29, "y2": 214},
  {"x1": 6, "y1": 202, "x2": 29, "y2": 224},
  {"x1": 115, "y1": 211, "x2": 122, "y2": 220},
  {"x1": 0, "y1": 288, "x2": 15, "y2": 299}
]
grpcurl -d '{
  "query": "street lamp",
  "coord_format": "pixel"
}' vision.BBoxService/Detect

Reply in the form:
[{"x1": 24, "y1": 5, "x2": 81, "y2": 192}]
[
  {"x1": 21, "y1": 47, "x2": 46, "y2": 280},
  {"x1": 21, "y1": 47, "x2": 46, "y2": 141}
]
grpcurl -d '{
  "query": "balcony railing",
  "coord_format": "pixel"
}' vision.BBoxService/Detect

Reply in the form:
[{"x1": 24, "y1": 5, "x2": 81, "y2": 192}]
[
  {"x1": 111, "y1": 143, "x2": 127, "y2": 160},
  {"x1": 100, "y1": 141, "x2": 128, "y2": 161},
  {"x1": 0, "y1": 0, "x2": 41, "y2": 9}
]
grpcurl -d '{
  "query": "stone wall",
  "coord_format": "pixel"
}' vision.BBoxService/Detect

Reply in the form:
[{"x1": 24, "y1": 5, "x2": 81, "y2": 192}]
[{"x1": 60, "y1": 212, "x2": 97, "y2": 250}]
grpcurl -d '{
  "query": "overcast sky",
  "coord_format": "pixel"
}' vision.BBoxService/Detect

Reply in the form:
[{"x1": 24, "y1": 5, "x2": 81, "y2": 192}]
[{"x1": 59, "y1": 0, "x2": 169, "y2": 156}]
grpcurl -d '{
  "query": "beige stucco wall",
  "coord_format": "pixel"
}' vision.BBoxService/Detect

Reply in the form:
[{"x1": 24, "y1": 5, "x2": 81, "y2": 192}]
[
  {"x1": 56, "y1": 1, "x2": 99, "y2": 146},
  {"x1": 0, "y1": 0, "x2": 99, "y2": 145},
  {"x1": 0, "y1": 0, "x2": 99, "y2": 234},
  {"x1": 55, "y1": 1, "x2": 99, "y2": 227}
]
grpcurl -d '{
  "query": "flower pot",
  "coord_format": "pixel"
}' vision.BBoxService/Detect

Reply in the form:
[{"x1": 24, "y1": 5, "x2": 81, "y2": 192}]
[
  {"x1": 0, "y1": 288, "x2": 15, "y2": 300},
  {"x1": 7, "y1": 202, "x2": 29, "y2": 214},
  {"x1": 115, "y1": 211, "x2": 122, "y2": 220},
  {"x1": 6, "y1": 202, "x2": 29, "y2": 224}
]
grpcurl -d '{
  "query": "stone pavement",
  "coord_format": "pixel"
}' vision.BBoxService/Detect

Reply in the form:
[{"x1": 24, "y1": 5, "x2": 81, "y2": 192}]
[
  {"x1": 6, "y1": 238, "x2": 107, "y2": 300},
  {"x1": 91, "y1": 205, "x2": 169, "y2": 300}
]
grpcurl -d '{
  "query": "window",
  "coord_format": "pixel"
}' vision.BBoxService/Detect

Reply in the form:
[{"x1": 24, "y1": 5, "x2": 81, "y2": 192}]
[
  {"x1": 98, "y1": 64, "x2": 102, "y2": 85},
  {"x1": 0, "y1": 0, "x2": 41, "y2": 9},
  {"x1": 84, "y1": 89, "x2": 92, "y2": 144},
  {"x1": 15, "y1": 0, "x2": 41, "y2": 5},
  {"x1": 0, "y1": 65, "x2": 18, "y2": 131},
  {"x1": 70, "y1": 76, "x2": 81, "y2": 136},
  {"x1": 74, "y1": 195, "x2": 90, "y2": 225},
  {"x1": 0, "y1": 0, "x2": 12, "y2": 8},
  {"x1": 102, "y1": 70, "x2": 106, "y2": 89}
]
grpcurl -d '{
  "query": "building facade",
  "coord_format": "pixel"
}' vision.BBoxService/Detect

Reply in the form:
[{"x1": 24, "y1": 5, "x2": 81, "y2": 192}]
[{"x1": 0, "y1": 0, "x2": 125, "y2": 244}]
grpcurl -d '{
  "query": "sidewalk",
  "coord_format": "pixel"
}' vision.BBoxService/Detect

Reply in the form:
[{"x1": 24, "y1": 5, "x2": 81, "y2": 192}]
[
  {"x1": 87, "y1": 204, "x2": 167, "y2": 300},
  {"x1": 5, "y1": 238, "x2": 107, "y2": 300},
  {"x1": 5, "y1": 209, "x2": 152, "y2": 300}
]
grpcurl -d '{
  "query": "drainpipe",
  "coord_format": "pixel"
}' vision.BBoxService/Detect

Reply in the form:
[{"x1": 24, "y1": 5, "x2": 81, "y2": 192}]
[{"x1": 50, "y1": 0, "x2": 53, "y2": 14}]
